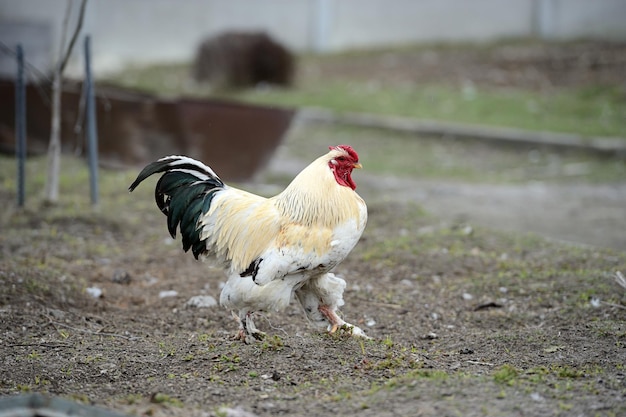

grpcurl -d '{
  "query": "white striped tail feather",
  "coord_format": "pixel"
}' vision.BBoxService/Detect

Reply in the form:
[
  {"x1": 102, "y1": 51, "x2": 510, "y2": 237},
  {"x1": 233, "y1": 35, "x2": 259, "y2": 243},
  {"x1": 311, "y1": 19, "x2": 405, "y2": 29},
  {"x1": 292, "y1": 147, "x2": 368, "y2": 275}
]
[
  {"x1": 128, "y1": 155, "x2": 223, "y2": 192},
  {"x1": 129, "y1": 155, "x2": 226, "y2": 259}
]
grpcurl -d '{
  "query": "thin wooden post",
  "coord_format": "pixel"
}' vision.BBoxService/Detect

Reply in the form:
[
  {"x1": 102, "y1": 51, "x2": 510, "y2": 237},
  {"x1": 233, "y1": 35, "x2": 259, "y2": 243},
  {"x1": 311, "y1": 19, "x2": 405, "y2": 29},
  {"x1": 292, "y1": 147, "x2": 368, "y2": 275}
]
[
  {"x1": 15, "y1": 44, "x2": 26, "y2": 207},
  {"x1": 84, "y1": 35, "x2": 99, "y2": 206}
]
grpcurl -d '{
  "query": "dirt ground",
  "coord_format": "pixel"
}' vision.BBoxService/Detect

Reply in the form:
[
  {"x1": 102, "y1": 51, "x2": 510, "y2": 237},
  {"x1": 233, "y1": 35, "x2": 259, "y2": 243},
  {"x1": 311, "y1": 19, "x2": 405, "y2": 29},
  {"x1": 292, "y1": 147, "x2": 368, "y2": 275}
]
[
  {"x1": 358, "y1": 175, "x2": 626, "y2": 251},
  {"x1": 1, "y1": 175, "x2": 625, "y2": 416},
  {"x1": 1, "y1": 41, "x2": 626, "y2": 416}
]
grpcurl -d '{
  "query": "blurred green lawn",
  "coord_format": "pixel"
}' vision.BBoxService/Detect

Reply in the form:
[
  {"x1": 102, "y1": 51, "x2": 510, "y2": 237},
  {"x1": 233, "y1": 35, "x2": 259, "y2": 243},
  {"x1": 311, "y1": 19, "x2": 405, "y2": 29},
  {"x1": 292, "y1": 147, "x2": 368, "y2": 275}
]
[{"x1": 104, "y1": 42, "x2": 626, "y2": 139}]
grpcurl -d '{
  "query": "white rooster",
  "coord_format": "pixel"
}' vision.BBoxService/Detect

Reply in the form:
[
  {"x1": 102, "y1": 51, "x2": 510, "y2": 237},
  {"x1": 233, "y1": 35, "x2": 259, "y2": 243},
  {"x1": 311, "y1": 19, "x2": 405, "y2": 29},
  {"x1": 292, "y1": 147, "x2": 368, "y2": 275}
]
[{"x1": 129, "y1": 145, "x2": 368, "y2": 342}]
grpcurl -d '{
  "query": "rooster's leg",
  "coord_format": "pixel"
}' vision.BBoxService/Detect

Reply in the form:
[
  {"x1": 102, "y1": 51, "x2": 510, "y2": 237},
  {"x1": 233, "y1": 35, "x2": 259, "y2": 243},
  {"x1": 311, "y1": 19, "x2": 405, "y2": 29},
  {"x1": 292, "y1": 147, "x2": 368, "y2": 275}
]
[
  {"x1": 318, "y1": 304, "x2": 370, "y2": 339},
  {"x1": 245, "y1": 313, "x2": 266, "y2": 341},
  {"x1": 234, "y1": 311, "x2": 266, "y2": 343},
  {"x1": 317, "y1": 304, "x2": 344, "y2": 333}
]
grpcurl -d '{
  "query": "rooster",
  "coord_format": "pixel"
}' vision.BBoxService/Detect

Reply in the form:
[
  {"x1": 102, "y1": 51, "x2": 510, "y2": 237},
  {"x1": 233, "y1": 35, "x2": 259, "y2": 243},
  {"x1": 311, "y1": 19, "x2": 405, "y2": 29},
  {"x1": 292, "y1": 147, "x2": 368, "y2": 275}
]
[{"x1": 129, "y1": 145, "x2": 368, "y2": 342}]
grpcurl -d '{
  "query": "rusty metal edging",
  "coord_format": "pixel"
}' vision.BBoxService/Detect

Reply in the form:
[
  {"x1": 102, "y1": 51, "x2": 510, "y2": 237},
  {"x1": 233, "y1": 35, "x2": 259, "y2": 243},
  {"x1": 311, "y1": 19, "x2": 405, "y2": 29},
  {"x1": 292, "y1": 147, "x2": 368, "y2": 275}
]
[{"x1": 0, "y1": 394, "x2": 132, "y2": 417}]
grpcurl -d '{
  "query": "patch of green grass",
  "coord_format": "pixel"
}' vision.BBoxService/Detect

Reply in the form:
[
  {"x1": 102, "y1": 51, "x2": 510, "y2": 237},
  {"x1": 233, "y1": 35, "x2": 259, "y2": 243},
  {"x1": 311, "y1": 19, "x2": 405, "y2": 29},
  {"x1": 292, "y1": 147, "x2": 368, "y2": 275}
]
[
  {"x1": 407, "y1": 369, "x2": 449, "y2": 380},
  {"x1": 493, "y1": 364, "x2": 520, "y2": 385},
  {"x1": 589, "y1": 320, "x2": 626, "y2": 339},
  {"x1": 33, "y1": 375, "x2": 50, "y2": 386},
  {"x1": 260, "y1": 334, "x2": 284, "y2": 351},
  {"x1": 150, "y1": 393, "x2": 183, "y2": 407},
  {"x1": 381, "y1": 336, "x2": 394, "y2": 349},
  {"x1": 122, "y1": 394, "x2": 143, "y2": 405},
  {"x1": 366, "y1": 367, "x2": 449, "y2": 396},
  {"x1": 214, "y1": 406, "x2": 232, "y2": 417},
  {"x1": 238, "y1": 82, "x2": 625, "y2": 138},
  {"x1": 67, "y1": 393, "x2": 90, "y2": 404},
  {"x1": 368, "y1": 356, "x2": 405, "y2": 373},
  {"x1": 27, "y1": 351, "x2": 42, "y2": 361},
  {"x1": 197, "y1": 333, "x2": 211, "y2": 342},
  {"x1": 218, "y1": 354, "x2": 241, "y2": 364},
  {"x1": 552, "y1": 365, "x2": 585, "y2": 379},
  {"x1": 104, "y1": 45, "x2": 626, "y2": 139},
  {"x1": 15, "y1": 384, "x2": 31, "y2": 392},
  {"x1": 157, "y1": 341, "x2": 177, "y2": 358}
]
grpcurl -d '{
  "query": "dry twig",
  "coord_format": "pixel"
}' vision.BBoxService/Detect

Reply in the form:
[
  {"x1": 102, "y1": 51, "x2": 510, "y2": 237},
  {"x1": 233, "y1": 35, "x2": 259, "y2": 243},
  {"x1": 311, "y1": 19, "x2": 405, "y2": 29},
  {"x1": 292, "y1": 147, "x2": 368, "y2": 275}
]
[
  {"x1": 615, "y1": 271, "x2": 626, "y2": 291},
  {"x1": 45, "y1": 316, "x2": 137, "y2": 341}
]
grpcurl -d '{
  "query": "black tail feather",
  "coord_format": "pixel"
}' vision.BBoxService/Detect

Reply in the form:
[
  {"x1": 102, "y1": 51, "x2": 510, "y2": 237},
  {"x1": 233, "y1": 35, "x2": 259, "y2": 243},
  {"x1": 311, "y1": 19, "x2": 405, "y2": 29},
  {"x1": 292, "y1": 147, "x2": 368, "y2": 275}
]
[
  {"x1": 129, "y1": 156, "x2": 225, "y2": 259},
  {"x1": 128, "y1": 158, "x2": 179, "y2": 192}
]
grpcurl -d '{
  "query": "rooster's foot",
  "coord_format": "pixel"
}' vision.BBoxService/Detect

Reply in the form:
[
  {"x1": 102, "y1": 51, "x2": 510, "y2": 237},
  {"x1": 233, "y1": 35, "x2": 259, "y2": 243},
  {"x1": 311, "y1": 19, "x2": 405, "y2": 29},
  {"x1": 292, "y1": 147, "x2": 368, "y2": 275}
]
[
  {"x1": 233, "y1": 311, "x2": 266, "y2": 343},
  {"x1": 233, "y1": 329, "x2": 266, "y2": 344},
  {"x1": 319, "y1": 305, "x2": 370, "y2": 339}
]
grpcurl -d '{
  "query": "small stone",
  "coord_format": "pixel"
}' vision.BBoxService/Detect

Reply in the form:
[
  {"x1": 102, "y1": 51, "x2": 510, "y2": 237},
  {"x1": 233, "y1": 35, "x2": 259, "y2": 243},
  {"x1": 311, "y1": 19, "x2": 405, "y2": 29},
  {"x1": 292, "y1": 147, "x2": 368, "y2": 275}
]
[
  {"x1": 47, "y1": 309, "x2": 66, "y2": 319},
  {"x1": 112, "y1": 269, "x2": 132, "y2": 284},
  {"x1": 530, "y1": 392, "x2": 544, "y2": 402},
  {"x1": 159, "y1": 290, "x2": 178, "y2": 299},
  {"x1": 86, "y1": 287, "x2": 102, "y2": 298},
  {"x1": 186, "y1": 295, "x2": 218, "y2": 308}
]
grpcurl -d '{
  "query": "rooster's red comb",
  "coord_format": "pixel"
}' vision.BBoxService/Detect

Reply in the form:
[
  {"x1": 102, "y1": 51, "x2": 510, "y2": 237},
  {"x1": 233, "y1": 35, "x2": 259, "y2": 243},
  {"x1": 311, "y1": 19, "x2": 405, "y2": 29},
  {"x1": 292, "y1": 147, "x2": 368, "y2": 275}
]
[{"x1": 329, "y1": 145, "x2": 359, "y2": 161}]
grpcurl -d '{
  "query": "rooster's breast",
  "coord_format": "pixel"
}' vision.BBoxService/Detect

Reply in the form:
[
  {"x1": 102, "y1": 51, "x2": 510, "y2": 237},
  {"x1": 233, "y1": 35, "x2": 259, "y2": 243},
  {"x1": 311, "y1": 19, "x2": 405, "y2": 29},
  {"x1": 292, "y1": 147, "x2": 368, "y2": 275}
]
[
  {"x1": 328, "y1": 199, "x2": 367, "y2": 263},
  {"x1": 246, "y1": 197, "x2": 366, "y2": 286}
]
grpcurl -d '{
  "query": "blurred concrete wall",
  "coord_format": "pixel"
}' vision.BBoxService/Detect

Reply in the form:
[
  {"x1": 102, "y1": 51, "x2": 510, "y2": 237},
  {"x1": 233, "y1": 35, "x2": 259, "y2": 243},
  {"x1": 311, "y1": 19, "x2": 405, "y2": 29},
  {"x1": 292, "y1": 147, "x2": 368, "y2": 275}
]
[{"x1": 1, "y1": 0, "x2": 625, "y2": 77}]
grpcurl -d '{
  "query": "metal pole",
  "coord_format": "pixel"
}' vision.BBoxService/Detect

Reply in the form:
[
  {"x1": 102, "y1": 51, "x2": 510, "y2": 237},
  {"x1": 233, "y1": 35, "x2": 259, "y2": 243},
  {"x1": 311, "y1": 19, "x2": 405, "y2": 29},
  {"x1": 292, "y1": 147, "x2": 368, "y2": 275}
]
[
  {"x1": 535, "y1": 0, "x2": 556, "y2": 40},
  {"x1": 84, "y1": 35, "x2": 99, "y2": 206},
  {"x1": 15, "y1": 44, "x2": 26, "y2": 208},
  {"x1": 312, "y1": 0, "x2": 332, "y2": 53}
]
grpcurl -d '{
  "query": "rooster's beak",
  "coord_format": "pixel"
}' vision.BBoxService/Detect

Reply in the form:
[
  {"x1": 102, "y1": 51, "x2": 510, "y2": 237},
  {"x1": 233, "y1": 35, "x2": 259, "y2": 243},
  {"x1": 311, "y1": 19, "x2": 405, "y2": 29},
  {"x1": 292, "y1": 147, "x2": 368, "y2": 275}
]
[{"x1": 353, "y1": 163, "x2": 363, "y2": 169}]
